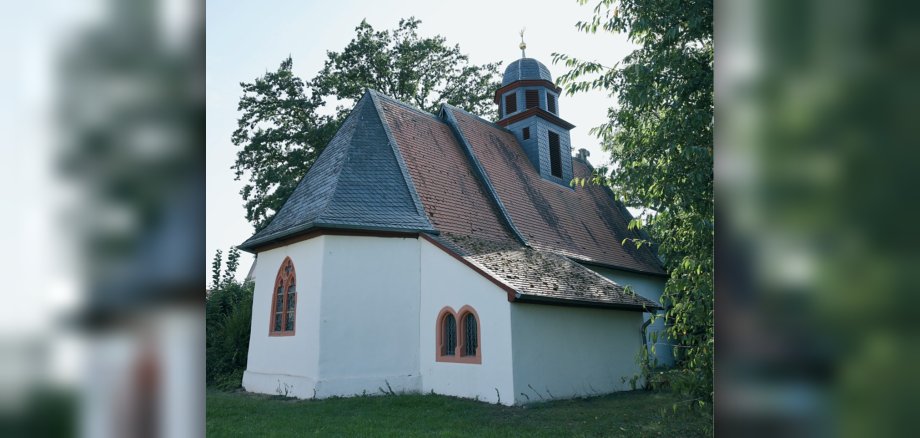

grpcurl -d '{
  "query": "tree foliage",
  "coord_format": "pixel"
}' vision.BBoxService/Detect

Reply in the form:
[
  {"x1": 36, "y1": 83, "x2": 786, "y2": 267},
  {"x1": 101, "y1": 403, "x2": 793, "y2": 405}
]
[
  {"x1": 211, "y1": 249, "x2": 223, "y2": 289},
  {"x1": 314, "y1": 18, "x2": 502, "y2": 116},
  {"x1": 554, "y1": 0, "x2": 713, "y2": 404},
  {"x1": 232, "y1": 18, "x2": 501, "y2": 231},
  {"x1": 231, "y1": 57, "x2": 335, "y2": 231}
]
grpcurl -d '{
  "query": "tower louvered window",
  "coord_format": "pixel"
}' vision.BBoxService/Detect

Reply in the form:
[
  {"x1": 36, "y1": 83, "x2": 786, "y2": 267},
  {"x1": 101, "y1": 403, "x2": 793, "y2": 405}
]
[
  {"x1": 270, "y1": 257, "x2": 297, "y2": 335},
  {"x1": 547, "y1": 93, "x2": 557, "y2": 114},
  {"x1": 525, "y1": 90, "x2": 539, "y2": 109},
  {"x1": 549, "y1": 131, "x2": 562, "y2": 178},
  {"x1": 504, "y1": 93, "x2": 517, "y2": 115}
]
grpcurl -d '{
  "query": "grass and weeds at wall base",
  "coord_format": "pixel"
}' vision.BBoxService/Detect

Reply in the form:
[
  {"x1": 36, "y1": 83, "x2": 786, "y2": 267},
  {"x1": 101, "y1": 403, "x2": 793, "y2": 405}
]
[{"x1": 207, "y1": 388, "x2": 711, "y2": 437}]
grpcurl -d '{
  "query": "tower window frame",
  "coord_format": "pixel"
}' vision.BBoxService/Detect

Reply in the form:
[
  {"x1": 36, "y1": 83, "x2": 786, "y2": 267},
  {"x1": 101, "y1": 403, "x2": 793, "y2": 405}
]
[{"x1": 547, "y1": 93, "x2": 557, "y2": 114}]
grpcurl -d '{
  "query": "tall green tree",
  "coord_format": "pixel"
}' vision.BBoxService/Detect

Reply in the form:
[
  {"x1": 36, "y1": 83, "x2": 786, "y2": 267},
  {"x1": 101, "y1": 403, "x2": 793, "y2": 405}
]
[
  {"x1": 233, "y1": 18, "x2": 501, "y2": 231},
  {"x1": 211, "y1": 249, "x2": 223, "y2": 290},
  {"x1": 554, "y1": 0, "x2": 713, "y2": 404},
  {"x1": 231, "y1": 57, "x2": 334, "y2": 231}
]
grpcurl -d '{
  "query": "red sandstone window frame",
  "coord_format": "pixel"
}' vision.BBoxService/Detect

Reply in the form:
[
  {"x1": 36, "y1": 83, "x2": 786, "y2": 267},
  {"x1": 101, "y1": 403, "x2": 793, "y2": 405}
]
[
  {"x1": 435, "y1": 306, "x2": 482, "y2": 364},
  {"x1": 269, "y1": 257, "x2": 297, "y2": 336}
]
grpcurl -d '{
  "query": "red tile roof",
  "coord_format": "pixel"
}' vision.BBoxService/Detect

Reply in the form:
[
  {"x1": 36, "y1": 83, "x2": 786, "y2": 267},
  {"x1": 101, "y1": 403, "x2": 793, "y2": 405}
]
[
  {"x1": 377, "y1": 96, "x2": 518, "y2": 246},
  {"x1": 446, "y1": 107, "x2": 665, "y2": 276},
  {"x1": 374, "y1": 92, "x2": 661, "y2": 309}
]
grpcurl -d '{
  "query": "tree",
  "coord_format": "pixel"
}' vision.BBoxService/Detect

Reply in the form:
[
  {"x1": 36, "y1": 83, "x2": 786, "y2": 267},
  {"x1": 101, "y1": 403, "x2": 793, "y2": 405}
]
[
  {"x1": 211, "y1": 249, "x2": 222, "y2": 289},
  {"x1": 231, "y1": 57, "x2": 335, "y2": 231},
  {"x1": 233, "y1": 18, "x2": 502, "y2": 231},
  {"x1": 313, "y1": 18, "x2": 502, "y2": 116},
  {"x1": 222, "y1": 247, "x2": 241, "y2": 286},
  {"x1": 554, "y1": 0, "x2": 713, "y2": 405}
]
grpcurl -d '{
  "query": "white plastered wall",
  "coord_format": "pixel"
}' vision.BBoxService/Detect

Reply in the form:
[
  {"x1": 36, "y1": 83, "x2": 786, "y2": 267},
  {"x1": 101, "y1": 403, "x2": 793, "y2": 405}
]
[
  {"x1": 586, "y1": 266, "x2": 674, "y2": 367},
  {"x1": 315, "y1": 235, "x2": 422, "y2": 397},
  {"x1": 244, "y1": 235, "x2": 423, "y2": 398},
  {"x1": 242, "y1": 236, "x2": 324, "y2": 398},
  {"x1": 510, "y1": 303, "x2": 644, "y2": 404},
  {"x1": 418, "y1": 238, "x2": 515, "y2": 405}
]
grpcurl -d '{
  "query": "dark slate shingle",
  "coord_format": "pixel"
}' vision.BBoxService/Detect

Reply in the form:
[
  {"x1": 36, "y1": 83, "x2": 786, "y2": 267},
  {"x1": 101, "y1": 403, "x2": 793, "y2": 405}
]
[{"x1": 239, "y1": 92, "x2": 434, "y2": 251}]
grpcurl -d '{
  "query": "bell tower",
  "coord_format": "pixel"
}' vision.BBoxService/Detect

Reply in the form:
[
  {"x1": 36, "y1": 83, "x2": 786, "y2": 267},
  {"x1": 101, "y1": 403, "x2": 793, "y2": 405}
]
[{"x1": 495, "y1": 35, "x2": 575, "y2": 185}]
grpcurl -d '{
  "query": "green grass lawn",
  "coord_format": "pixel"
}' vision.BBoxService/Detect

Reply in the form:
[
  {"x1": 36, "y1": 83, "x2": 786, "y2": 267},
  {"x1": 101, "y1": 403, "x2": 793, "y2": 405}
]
[{"x1": 207, "y1": 388, "x2": 711, "y2": 437}]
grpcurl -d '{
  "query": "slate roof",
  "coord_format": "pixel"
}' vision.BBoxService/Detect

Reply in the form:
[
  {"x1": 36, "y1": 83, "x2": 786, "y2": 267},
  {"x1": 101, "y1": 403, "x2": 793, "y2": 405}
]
[
  {"x1": 502, "y1": 58, "x2": 553, "y2": 87},
  {"x1": 239, "y1": 94, "x2": 435, "y2": 251},
  {"x1": 240, "y1": 89, "x2": 662, "y2": 310}
]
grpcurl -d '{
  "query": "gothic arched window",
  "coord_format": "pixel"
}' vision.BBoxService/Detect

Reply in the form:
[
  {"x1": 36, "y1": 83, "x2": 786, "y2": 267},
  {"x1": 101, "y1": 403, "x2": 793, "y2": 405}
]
[
  {"x1": 436, "y1": 306, "x2": 481, "y2": 364},
  {"x1": 269, "y1": 257, "x2": 296, "y2": 336},
  {"x1": 460, "y1": 311, "x2": 478, "y2": 357}
]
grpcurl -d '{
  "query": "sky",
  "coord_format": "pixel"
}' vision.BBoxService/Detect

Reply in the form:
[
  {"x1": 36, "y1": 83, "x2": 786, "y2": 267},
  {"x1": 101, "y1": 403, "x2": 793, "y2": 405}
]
[{"x1": 206, "y1": 0, "x2": 636, "y2": 282}]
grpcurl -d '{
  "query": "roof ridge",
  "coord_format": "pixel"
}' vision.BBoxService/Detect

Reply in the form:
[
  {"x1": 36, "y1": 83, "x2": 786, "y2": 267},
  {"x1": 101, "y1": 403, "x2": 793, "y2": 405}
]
[
  {"x1": 440, "y1": 106, "x2": 529, "y2": 246},
  {"x1": 239, "y1": 96, "x2": 374, "y2": 250},
  {"x1": 440, "y1": 102, "x2": 513, "y2": 133},
  {"x1": 313, "y1": 94, "x2": 376, "y2": 224},
  {"x1": 367, "y1": 89, "x2": 435, "y2": 227},
  {"x1": 367, "y1": 89, "x2": 444, "y2": 123}
]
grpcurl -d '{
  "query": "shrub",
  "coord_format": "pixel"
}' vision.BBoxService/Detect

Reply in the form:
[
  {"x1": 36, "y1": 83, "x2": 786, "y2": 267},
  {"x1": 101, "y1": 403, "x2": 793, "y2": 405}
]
[{"x1": 206, "y1": 274, "x2": 254, "y2": 388}]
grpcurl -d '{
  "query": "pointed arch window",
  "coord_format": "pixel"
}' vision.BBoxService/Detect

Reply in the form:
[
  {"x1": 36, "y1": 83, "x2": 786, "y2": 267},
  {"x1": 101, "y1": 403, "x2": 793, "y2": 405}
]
[
  {"x1": 459, "y1": 309, "x2": 479, "y2": 358},
  {"x1": 436, "y1": 306, "x2": 481, "y2": 364},
  {"x1": 443, "y1": 314, "x2": 457, "y2": 356},
  {"x1": 269, "y1": 257, "x2": 297, "y2": 336}
]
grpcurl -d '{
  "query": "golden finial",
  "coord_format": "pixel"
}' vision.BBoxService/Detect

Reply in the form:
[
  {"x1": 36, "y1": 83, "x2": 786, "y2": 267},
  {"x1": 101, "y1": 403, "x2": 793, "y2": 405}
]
[{"x1": 519, "y1": 28, "x2": 527, "y2": 58}]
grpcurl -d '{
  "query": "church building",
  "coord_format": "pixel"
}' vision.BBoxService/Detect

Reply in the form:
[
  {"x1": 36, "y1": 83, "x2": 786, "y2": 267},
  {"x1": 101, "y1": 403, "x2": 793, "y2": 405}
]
[{"x1": 238, "y1": 54, "x2": 671, "y2": 405}]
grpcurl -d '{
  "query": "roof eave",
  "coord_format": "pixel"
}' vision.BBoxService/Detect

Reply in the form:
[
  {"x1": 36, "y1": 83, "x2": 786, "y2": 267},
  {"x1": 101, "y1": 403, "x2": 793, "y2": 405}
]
[
  {"x1": 511, "y1": 293, "x2": 660, "y2": 312},
  {"x1": 495, "y1": 107, "x2": 575, "y2": 130},
  {"x1": 493, "y1": 80, "x2": 563, "y2": 103},
  {"x1": 572, "y1": 258, "x2": 669, "y2": 278},
  {"x1": 238, "y1": 222, "x2": 438, "y2": 253}
]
